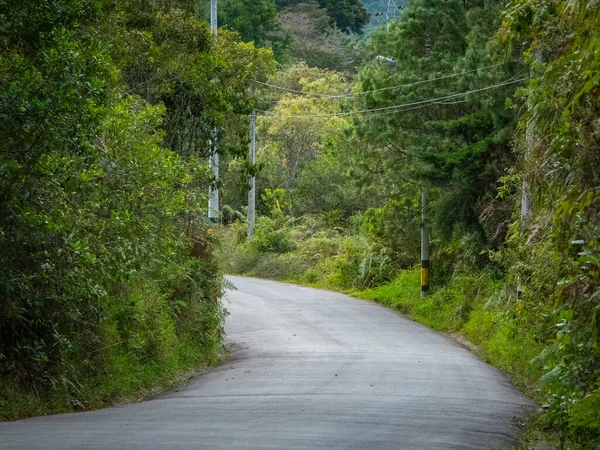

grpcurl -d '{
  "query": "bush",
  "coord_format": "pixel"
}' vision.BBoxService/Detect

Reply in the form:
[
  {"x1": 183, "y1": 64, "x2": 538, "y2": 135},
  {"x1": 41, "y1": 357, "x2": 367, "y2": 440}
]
[
  {"x1": 325, "y1": 236, "x2": 396, "y2": 290},
  {"x1": 0, "y1": 28, "x2": 226, "y2": 418},
  {"x1": 248, "y1": 214, "x2": 295, "y2": 254},
  {"x1": 250, "y1": 253, "x2": 304, "y2": 281}
]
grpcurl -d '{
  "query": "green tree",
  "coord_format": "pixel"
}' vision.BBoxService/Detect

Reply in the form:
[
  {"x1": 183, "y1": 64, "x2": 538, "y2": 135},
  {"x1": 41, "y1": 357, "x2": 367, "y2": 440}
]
[
  {"x1": 276, "y1": 0, "x2": 369, "y2": 33},
  {"x1": 317, "y1": 0, "x2": 370, "y2": 32},
  {"x1": 219, "y1": 0, "x2": 290, "y2": 61},
  {"x1": 0, "y1": 0, "x2": 273, "y2": 419},
  {"x1": 279, "y1": 1, "x2": 361, "y2": 71},
  {"x1": 114, "y1": 1, "x2": 275, "y2": 160},
  {"x1": 256, "y1": 64, "x2": 350, "y2": 221},
  {"x1": 355, "y1": 0, "x2": 522, "y2": 257}
]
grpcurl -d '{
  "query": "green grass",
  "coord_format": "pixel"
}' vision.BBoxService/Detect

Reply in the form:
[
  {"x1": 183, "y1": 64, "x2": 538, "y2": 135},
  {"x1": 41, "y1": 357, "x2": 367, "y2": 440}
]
[
  {"x1": 355, "y1": 268, "x2": 563, "y2": 449},
  {"x1": 355, "y1": 268, "x2": 545, "y2": 392},
  {"x1": 0, "y1": 340, "x2": 222, "y2": 421}
]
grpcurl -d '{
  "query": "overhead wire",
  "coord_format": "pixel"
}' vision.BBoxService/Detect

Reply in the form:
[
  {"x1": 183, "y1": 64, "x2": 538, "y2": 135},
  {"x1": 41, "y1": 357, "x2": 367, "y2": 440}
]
[
  {"x1": 253, "y1": 62, "x2": 510, "y2": 102},
  {"x1": 255, "y1": 77, "x2": 527, "y2": 120}
]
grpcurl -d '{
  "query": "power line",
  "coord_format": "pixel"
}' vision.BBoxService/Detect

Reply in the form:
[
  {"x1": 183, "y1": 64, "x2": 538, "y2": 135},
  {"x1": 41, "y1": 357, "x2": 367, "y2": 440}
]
[
  {"x1": 255, "y1": 77, "x2": 527, "y2": 120},
  {"x1": 254, "y1": 80, "x2": 337, "y2": 97},
  {"x1": 258, "y1": 100, "x2": 463, "y2": 121},
  {"x1": 254, "y1": 62, "x2": 510, "y2": 102}
]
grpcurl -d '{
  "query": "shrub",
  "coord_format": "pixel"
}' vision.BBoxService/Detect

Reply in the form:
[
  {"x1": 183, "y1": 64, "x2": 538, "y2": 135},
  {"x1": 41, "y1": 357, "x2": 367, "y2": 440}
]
[
  {"x1": 250, "y1": 253, "x2": 304, "y2": 281},
  {"x1": 248, "y1": 214, "x2": 295, "y2": 254},
  {"x1": 0, "y1": 58, "x2": 225, "y2": 420}
]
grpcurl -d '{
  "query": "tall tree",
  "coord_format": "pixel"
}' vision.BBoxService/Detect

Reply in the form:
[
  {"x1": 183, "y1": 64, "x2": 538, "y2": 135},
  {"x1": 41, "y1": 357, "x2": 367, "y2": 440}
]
[
  {"x1": 317, "y1": 0, "x2": 370, "y2": 32},
  {"x1": 0, "y1": 0, "x2": 274, "y2": 417},
  {"x1": 254, "y1": 64, "x2": 351, "y2": 221},
  {"x1": 355, "y1": 0, "x2": 522, "y2": 250},
  {"x1": 276, "y1": 0, "x2": 369, "y2": 33},
  {"x1": 279, "y1": 1, "x2": 361, "y2": 71},
  {"x1": 219, "y1": 0, "x2": 290, "y2": 60}
]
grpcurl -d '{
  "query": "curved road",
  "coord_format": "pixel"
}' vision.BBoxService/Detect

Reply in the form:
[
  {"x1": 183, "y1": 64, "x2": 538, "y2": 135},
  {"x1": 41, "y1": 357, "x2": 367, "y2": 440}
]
[{"x1": 0, "y1": 276, "x2": 533, "y2": 449}]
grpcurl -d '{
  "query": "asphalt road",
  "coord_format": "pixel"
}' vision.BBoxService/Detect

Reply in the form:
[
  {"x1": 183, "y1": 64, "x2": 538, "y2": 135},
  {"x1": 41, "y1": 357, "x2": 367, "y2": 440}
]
[{"x1": 0, "y1": 276, "x2": 533, "y2": 450}]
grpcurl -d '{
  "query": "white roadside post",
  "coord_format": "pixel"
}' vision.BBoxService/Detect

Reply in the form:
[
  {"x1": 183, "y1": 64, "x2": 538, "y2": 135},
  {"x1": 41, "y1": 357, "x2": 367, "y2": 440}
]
[
  {"x1": 247, "y1": 84, "x2": 256, "y2": 238},
  {"x1": 208, "y1": 0, "x2": 219, "y2": 223}
]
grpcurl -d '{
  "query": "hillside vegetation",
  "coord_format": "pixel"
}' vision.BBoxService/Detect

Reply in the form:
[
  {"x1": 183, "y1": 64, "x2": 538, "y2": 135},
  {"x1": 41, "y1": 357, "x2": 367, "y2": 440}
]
[
  {"x1": 0, "y1": 0, "x2": 273, "y2": 419},
  {"x1": 0, "y1": 0, "x2": 373, "y2": 422},
  {"x1": 217, "y1": 0, "x2": 600, "y2": 448},
  {"x1": 2, "y1": 0, "x2": 599, "y2": 447}
]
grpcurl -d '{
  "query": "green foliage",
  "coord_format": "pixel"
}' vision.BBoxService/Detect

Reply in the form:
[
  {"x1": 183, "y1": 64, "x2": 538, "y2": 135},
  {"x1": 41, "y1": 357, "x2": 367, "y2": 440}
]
[
  {"x1": 355, "y1": 0, "x2": 522, "y2": 250},
  {"x1": 215, "y1": 0, "x2": 600, "y2": 445},
  {"x1": 317, "y1": 0, "x2": 370, "y2": 33},
  {"x1": 219, "y1": 0, "x2": 291, "y2": 61},
  {"x1": 278, "y1": 1, "x2": 362, "y2": 70},
  {"x1": 220, "y1": 0, "x2": 279, "y2": 45},
  {"x1": 361, "y1": 197, "x2": 421, "y2": 268},
  {"x1": 255, "y1": 63, "x2": 353, "y2": 220},
  {"x1": 115, "y1": 4, "x2": 275, "y2": 160},
  {"x1": 0, "y1": 0, "x2": 274, "y2": 419},
  {"x1": 249, "y1": 214, "x2": 295, "y2": 253},
  {"x1": 275, "y1": 0, "x2": 369, "y2": 33},
  {"x1": 261, "y1": 187, "x2": 290, "y2": 215},
  {"x1": 218, "y1": 210, "x2": 397, "y2": 290},
  {"x1": 214, "y1": 0, "x2": 367, "y2": 67},
  {"x1": 496, "y1": 1, "x2": 600, "y2": 445},
  {"x1": 294, "y1": 144, "x2": 367, "y2": 217}
]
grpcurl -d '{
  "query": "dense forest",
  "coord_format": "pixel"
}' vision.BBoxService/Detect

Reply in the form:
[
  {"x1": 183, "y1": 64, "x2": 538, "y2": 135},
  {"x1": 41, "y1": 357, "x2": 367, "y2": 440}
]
[{"x1": 1, "y1": 0, "x2": 599, "y2": 448}]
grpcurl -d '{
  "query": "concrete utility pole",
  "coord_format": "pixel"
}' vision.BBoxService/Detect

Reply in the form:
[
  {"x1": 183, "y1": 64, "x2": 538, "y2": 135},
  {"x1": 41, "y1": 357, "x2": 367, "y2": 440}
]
[
  {"x1": 208, "y1": 0, "x2": 219, "y2": 222},
  {"x1": 210, "y1": 0, "x2": 217, "y2": 32},
  {"x1": 373, "y1": 53, "x2": 430, "y2": 296},
  {"x1": 517, "y1": 120, "x2": 532, "y2": 301},
  {"x1": 421, "y1": 183, "x2": 429, "y2": 297},
  {"x1": 247, "y1": 85, "x2": 256, "y2": 238}
]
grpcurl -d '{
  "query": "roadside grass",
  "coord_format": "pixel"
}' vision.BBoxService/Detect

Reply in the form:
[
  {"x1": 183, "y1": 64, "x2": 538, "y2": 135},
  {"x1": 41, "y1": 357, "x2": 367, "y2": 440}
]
[
  {"x1": 0, "y1": 336, "x2": 223, "y2": 422},
  {"x1": 355, "y1": 268, "x2": 545, "y2": 392},
  {"x1": 354, "y1": 269, "x2": 564, "y2": 449}
]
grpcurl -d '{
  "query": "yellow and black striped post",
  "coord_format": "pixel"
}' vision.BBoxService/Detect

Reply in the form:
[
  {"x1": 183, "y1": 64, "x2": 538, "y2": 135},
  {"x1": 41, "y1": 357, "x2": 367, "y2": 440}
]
[
  {"x1": 516, "y1": 277, "x2": 524, "y2": 316},
  {"x1": 421, "y1": 260, "x2": 429, "y2": 296},
  {"x1": 421, "y1": 182, "x2": 429, "y2": 297}
]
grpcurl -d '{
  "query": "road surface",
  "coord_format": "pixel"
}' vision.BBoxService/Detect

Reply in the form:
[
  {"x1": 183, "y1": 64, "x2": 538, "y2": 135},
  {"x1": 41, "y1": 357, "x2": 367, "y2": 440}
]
[{"x1": 0, "y1": 276, "x2": 533, "y2": 449}]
